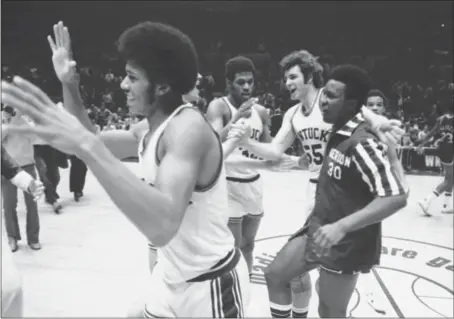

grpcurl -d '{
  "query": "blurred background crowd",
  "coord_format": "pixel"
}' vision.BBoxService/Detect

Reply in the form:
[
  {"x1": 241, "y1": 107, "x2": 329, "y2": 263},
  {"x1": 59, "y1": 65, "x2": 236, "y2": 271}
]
[{"x1": 2, "y1": 1, "x2": 453, "y2": 149}]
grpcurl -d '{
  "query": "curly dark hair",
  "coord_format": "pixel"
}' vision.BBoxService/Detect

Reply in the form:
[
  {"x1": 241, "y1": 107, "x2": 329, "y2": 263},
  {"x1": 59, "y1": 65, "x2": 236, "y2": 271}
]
[
  {"x1": 329, "y1": 64, "x2": 372, "y2": 112},
  {"x1": 225, "y1": 56, "x2": 256, "y2": 82},
  {"x1": 116, "y1": 21, "x2": 199, "y2": 99}
]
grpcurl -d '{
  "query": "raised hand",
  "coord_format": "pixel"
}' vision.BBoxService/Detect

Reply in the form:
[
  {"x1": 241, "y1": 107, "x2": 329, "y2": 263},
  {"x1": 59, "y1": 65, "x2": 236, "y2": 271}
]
[
  {"x1": 362, "y1": 107, "x2": 404, "y2": 147},
  {"x1": 48, "y1": 21, "x2": 77, "y2": 83},
  {"x1": 1, "y1": 77, "x2": 94, "y2": 156},
  {"x1": 232, "y1": 98, "x2": 258, "y2": 123}
]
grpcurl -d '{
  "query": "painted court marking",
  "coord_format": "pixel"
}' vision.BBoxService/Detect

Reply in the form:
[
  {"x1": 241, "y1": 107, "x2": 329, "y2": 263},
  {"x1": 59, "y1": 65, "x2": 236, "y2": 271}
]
[
  {"x1": 6, "y1": 168, "x2": 454, "y2": 317},
  {"x1": 249, "y1": 235, "x2": 453, "y2": 318}
]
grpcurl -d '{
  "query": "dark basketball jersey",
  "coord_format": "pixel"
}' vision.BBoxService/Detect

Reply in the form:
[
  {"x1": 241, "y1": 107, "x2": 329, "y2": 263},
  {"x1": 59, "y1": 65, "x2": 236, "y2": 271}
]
[{"x1": 310, "y1": 113, "x2": 406, "y2": 272}]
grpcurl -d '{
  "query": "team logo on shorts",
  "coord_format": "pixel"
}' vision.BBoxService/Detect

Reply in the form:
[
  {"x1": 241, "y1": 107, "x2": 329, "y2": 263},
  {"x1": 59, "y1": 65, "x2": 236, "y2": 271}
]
[{"x1": 250, "y1": 235, "x2": 453, "y2": 318}]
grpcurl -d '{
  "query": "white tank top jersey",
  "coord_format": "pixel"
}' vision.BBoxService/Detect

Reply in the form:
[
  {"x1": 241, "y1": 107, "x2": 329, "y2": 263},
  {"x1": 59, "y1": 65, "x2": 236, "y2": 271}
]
[
  {"x1": 138, "y1": 104, "x2": 234, "y2": 284},
  {"x1": 291, "y1": 89, "x2": 332, "y2": 181},
  {"x1": 222, "y1": 97, "x2": 264, "y2": 179}
]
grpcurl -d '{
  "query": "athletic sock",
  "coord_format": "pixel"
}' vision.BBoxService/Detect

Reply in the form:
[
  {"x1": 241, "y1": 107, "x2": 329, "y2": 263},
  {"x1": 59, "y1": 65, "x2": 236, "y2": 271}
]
[
  {"x1": 292, "y1": 306, "x2": 308, "y2": 318},
  {"x1": 270, "y1": 303, "x2": 292, "y2": 318},
  {"x1": 425, "y1": 190, "x2": 440, "y2": 204}
]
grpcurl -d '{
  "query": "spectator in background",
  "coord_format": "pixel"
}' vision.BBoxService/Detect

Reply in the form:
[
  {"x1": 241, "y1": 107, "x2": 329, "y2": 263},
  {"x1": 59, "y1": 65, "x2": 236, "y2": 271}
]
[
  {"x1": 439, "y1": 82, "x2": 453, "y2": 114},
  {"x1": 365, "y1": 89, "x2": 387, "y2": 116},
  {"x1": 2, "y1": 106, "x2": 41, "y2": 251},
  {"x1": 34, "y1": 139, "x2": 63, "y2": 214},
  {"x1": 423, "y1": 87, "x2": 437, "y2": 116},
  {"x1": 2, "y1": 144, "x2": 44, "y2": 318}
]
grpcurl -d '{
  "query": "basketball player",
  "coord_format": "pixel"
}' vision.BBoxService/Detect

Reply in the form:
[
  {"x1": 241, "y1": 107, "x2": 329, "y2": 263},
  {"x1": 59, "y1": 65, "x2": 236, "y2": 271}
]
[
  {"x1": 206, "y1": 56, "x2": 273, "y2": 276},
  {"x1": 258, "y1": 64, "x2": 407, "y2": 318},
  {"x1": 228, "y1": 53, "x2": 406, "y2": 317},
  {"x1": 3, "y1": 20, "x2": 249, "y2": 317},
  {"x1": 416, "y1": 109, "x2": 453, "y2": 215}
]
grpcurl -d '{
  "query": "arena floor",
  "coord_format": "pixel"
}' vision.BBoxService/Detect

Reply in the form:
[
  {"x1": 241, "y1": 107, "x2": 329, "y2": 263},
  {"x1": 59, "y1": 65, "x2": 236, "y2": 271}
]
[{"x1": 3, "y1": 163, "x2": 453, "y2": 318}]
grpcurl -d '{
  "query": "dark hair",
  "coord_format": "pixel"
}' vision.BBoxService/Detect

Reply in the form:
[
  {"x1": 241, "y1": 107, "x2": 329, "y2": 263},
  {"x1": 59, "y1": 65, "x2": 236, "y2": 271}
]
[
  {"x1": 279, "y1": 50, "x2": 324, "y2": 88},
  {"x1": 225, "y1": 56, "x2": 256, "y2": 81},
  {"x1": 116, "y1": 21, "x2": 198, "y2": 97},
  {"x1": 366, "y1": 89, "x2": 388, "y2": 106},
  {"x1": 329, "y1": 64, "x2": 372, "y2": 111}
]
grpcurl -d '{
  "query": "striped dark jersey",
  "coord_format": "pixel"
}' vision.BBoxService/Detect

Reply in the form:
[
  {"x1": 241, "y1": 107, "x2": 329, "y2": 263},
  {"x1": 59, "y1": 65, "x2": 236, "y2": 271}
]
[
  {"x1": 436, "y1": 114, "x2": 453, "y2": 146},
  {"x1": 313, "y1": 114, "x2": 406, "y2": 260}
]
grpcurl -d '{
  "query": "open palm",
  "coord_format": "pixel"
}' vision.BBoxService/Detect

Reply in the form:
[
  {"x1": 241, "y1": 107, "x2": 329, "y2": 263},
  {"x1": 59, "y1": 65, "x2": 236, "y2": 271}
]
[
  {"x1": 1, "y1": 77, "x2": 93, "y2": 156},
  {"x1": 48, "y1": 21, "x2": 77, "y2": 83}
]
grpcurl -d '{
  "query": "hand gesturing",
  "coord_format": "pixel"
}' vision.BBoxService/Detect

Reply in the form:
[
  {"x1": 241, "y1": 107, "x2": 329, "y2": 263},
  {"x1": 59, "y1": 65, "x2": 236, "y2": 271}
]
[{"x1": 48, "y1": 21, "x2": 77, "y2": 83}]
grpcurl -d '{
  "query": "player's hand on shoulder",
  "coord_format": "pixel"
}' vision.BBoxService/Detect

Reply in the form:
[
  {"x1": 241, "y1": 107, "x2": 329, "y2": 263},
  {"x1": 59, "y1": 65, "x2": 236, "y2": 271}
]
[{"x1": 48, "y1": 21, "x2": 77, "y2": 84}]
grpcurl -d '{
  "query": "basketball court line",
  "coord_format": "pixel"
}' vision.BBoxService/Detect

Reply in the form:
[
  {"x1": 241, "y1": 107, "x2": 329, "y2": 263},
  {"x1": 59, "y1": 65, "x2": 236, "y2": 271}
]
[
  {"x1": 412, "y1": 278, "x2": 449, "y2": 318},
  {"x1": 5, "y1": 168, "x2": 453, "y2": 317},
  {"x1": 372, "y1": 267, "x2": 404, "y2": 318}
]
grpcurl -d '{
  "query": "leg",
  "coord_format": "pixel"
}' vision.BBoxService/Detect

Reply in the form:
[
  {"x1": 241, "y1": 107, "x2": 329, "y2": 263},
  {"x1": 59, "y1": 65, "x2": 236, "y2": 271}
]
[
  {"x1": 22, "y1": 165, "x2": 40, "y2": 245},
  {"x1": 69, "y1": 156, "x2": 77, "y2": 193},
  {"x1": 418, "y1": 176, "x2": 450, "y2": 216},
  {"x1": 241, "y1": 213, "x2": 263, "y2": 274},
  {"x1": 265, "y1": 234, "x2": 314, "y2": 318},
  {"x1": 2, "y1": 176, "x2": 21, "y2": 242},
  {"x1": 441, "y1": 162, "x2": 453, "y2": 213},
  {"x1": 228, "y1": 217, "x2": 243, "y2": 248},
  {"x1": 316, "y1": 268, "x2": 359, "y2": 318},
  {"x1": 44, "y1": 147, "x2": 61, "y2": 200},
  {"x1": 290, "y1": 274, "x2": 311, "y2": 318},
  {"x1": 290, "y1": 180, "x2": 318, "y2": 318}
]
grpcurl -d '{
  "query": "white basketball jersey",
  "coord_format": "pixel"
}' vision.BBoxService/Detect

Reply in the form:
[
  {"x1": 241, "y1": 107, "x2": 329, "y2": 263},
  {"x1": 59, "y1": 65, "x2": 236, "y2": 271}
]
[
  {"x1": 291, "y1": 90, "x2": 332, "y2": 180},
  {"x1": 223, "y1": 97, "x2": 264, "y2": 179},
  {"x1": 138, "y1": 104, "x2": 234, "y2": 284}
]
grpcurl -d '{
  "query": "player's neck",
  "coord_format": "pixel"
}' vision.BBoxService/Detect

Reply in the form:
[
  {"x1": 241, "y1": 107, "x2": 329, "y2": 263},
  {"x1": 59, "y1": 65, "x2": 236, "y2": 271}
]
[
  {"x1": 333, "y1": 112, "x2": 356, "y2": 132},
  {"x1": 146, "y1": 98, "x2": 180, "y2": 132},
  {"x1": 227, "y1": 94, "x2": 242, "y2": 109},
  {"x1": 299, "y1": 86, "x2": 319, "y2": 113}
]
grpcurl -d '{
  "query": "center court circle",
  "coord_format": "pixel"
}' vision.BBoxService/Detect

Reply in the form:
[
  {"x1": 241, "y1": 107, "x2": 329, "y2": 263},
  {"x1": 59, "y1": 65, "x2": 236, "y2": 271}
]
[{"x1": 249, "y1": 235, "x2": 453, "y2": 318}]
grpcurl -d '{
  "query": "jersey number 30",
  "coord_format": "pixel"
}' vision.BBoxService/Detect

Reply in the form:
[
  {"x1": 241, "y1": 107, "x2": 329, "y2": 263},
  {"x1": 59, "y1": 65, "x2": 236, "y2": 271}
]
[
  {"x1": 303, "y1": 144, "x2": 324, "y2": 165},
  {"x1": 327, "y1": 162, "x2": 342, "y2": 180}
]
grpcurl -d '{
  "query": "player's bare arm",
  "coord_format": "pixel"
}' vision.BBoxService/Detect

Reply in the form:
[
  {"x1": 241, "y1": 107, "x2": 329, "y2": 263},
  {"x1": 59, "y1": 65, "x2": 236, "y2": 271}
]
[
  {"x1": 236, "y1": 104, "x2": 299, "y2": 160},
  {"x1": 2, "y1": 78, "x2": 210, "y2": 247},
  {"x1": 254, "y1": 104, "x2": 273, "y2": 143},
  {"x1": 338, "y1": 139, "x2": 408, "y2": 233},
  {"x1": 77, "y1": 110, "x2": 210, "y2": 247},
  {"x1": 418, "y1": 118, "x2": 441, "y2": 148},
  {"x1": 50, "y1": 21, "x2": 140, "y2": 160},
  {"x1": 206, "y1": 98, "x2": 231, "y2": 141}
]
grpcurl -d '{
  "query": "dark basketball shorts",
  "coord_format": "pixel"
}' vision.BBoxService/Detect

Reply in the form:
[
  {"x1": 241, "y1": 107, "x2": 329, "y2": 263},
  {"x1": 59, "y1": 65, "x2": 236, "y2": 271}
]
[
  {"x1": 438, "y1": 142, "x2": 453, "y2": 165},
  {"x1": 289, "y1": 217, "x2": 379, "y2": 275}
]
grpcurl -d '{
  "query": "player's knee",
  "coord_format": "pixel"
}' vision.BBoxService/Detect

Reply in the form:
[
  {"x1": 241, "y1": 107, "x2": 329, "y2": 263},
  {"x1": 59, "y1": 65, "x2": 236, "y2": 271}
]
[
  {"x1": 228, "y1": 218, "x2": 243, "y2": 248},
  {"x1": 264, "y1": 263, "x2": 288, "y2": 288},
  {"x1": 291, "y1": 273, "x2": 312, "y2": 295}
]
